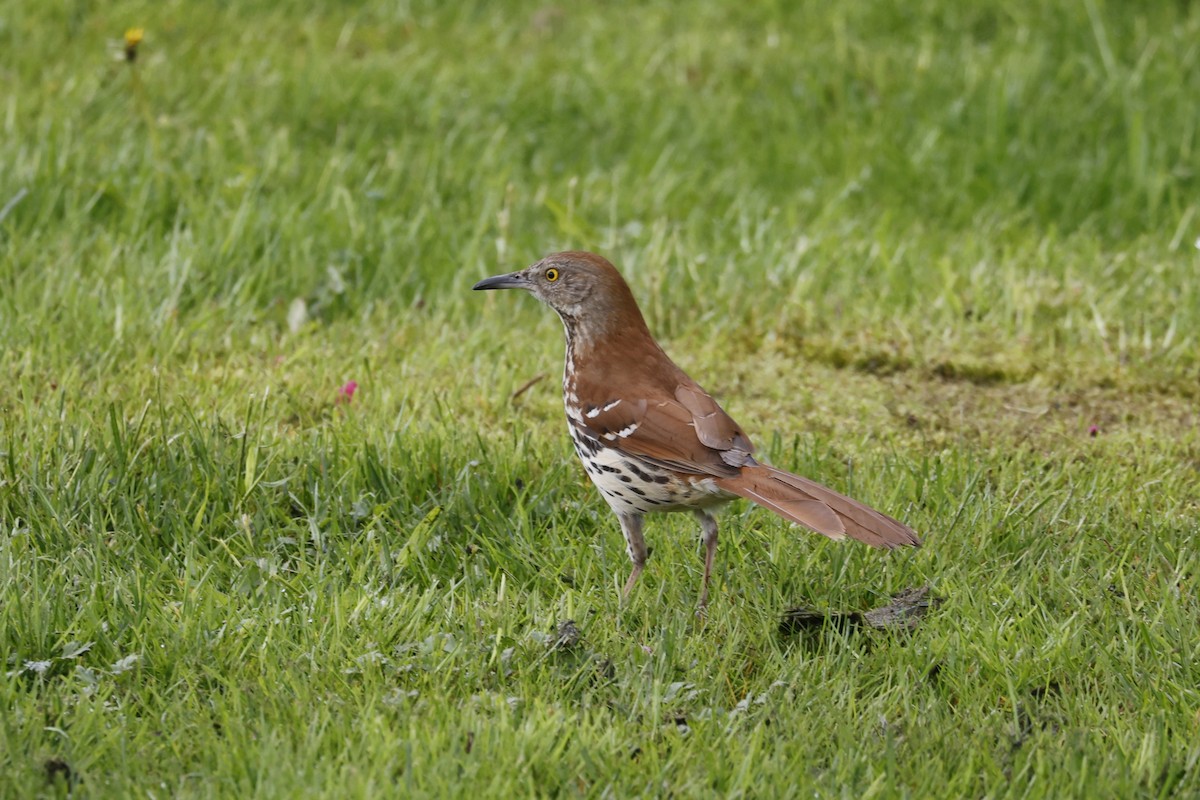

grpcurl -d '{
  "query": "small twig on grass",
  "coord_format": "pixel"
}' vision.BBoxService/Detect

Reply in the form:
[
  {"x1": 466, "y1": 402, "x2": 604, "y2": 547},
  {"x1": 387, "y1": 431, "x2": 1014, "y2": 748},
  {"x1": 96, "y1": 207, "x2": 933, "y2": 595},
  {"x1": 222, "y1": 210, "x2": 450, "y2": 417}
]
[
  {"x1": 0, "y1": 188, "x2": 28, "y2": 224},
  {"x1": 511, "y1": 373, "x2": 548, "y2": 403}
]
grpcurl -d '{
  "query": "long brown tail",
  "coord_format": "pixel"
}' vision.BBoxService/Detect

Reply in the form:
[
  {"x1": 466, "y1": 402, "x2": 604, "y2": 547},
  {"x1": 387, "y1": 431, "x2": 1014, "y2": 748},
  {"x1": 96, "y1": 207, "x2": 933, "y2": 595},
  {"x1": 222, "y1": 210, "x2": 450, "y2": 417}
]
[{"x1": 715, "y1": 463, "x2": 920, "y2": 549}]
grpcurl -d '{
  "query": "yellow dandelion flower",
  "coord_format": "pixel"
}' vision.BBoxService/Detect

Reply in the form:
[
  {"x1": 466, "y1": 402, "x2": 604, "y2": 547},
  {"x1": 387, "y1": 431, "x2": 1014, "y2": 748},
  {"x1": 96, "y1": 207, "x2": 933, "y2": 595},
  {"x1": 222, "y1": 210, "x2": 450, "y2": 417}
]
[{"x1": 124, "y1": 28, "x2": 144, "y2": 62}]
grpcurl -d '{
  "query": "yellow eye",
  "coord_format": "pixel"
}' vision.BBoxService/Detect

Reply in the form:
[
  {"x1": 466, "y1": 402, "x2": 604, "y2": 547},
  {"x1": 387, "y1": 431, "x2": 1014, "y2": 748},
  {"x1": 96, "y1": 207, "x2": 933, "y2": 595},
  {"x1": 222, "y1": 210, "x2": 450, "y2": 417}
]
[{"x1": 545, "y1": 268, "x2": 559, "y2": 282}]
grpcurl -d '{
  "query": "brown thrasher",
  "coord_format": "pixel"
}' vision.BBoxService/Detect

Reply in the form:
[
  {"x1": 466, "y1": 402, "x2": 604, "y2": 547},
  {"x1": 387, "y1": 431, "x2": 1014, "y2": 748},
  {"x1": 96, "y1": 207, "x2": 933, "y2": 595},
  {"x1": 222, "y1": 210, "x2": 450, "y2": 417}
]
[{"x1": 474, "y1": 251, "x2": 919, "y2": 609}]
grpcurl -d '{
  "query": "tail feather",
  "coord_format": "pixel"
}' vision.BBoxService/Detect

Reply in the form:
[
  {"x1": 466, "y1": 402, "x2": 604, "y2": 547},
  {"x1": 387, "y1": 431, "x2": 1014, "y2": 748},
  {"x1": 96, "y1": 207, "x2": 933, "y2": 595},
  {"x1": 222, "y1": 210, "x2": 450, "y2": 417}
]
[{"x1": 715, "y1": 464, "x2": 920, "y2": 549}]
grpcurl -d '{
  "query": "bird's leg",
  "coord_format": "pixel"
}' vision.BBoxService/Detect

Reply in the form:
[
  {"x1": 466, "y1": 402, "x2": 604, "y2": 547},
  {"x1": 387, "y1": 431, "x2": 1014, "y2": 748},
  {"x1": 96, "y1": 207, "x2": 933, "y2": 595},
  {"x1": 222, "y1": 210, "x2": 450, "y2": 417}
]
[
  {"x1": 695, "y1": 511, "x2": 719, "y2": 612},
  {"x1": 618, "y1": 513, "x2": 647, "y2": 601}
]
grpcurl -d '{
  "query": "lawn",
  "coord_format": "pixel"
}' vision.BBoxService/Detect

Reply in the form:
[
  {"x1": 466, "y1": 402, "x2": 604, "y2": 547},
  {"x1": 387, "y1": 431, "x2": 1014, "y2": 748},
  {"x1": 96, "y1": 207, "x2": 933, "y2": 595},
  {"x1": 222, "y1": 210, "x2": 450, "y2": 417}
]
[{"x1": 2, "y1": 0, "x2": 1199, "y2": 797}]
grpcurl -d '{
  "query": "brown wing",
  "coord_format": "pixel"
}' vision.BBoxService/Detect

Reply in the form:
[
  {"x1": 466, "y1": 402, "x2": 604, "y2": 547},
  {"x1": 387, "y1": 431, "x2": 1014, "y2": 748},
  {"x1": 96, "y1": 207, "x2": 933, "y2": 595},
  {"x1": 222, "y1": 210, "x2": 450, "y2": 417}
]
[
  {"x1": 573, "y1": 379, "x2": 755, "y2": 478},
  {"x1": 673, "y1": 384, "x2": 755, "y2": 466}
]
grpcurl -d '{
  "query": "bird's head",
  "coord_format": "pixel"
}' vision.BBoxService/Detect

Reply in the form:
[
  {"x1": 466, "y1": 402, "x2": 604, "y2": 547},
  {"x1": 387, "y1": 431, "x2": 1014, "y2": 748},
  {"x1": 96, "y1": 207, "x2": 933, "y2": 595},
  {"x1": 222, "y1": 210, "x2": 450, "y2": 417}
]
[{"x1": 473, "y1": 251, "x2": 641, "y2": 327}]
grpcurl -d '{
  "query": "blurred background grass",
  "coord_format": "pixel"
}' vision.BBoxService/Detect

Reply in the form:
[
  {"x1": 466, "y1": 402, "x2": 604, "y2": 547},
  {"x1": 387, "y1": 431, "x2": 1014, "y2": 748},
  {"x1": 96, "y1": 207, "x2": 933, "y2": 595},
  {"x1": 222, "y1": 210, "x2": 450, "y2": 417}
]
[
  {"x1": 3, "y1": 0, "x2": 1198, "y2": 390},
  {"x1": 2, "y1": 1, "x2": 1199, "y2": 797}
]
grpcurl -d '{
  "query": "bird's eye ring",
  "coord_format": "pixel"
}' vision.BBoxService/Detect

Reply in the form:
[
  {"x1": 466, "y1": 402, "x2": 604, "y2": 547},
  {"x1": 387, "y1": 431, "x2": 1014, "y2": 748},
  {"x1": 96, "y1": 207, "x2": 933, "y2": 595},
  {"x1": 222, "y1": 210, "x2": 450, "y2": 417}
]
[{"x1": 545, "y1": 268, "x2": 559, "y2": 282}]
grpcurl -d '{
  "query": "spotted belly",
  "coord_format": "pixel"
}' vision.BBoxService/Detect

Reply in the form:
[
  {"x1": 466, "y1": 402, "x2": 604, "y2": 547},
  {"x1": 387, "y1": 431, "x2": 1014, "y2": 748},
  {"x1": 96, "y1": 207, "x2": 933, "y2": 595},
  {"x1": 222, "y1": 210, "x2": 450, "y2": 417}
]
[{"x1": 567, "y1": 424, "x2": 733, "y2": 515}]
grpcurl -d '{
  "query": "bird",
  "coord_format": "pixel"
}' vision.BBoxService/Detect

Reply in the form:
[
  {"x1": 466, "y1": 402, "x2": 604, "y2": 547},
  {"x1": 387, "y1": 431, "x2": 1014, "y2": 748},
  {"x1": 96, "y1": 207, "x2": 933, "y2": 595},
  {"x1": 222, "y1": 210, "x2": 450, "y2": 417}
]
[{"x1": 473, "y1": 251, "x2": 919, "y2": 610}]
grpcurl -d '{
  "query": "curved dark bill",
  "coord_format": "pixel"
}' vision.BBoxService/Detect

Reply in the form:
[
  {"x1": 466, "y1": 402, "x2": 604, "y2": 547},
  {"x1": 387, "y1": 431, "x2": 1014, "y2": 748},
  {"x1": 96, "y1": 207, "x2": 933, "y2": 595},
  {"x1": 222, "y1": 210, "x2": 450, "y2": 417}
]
[{"x1": 473, "y1": 272, "x2": 527, "y2": 291}]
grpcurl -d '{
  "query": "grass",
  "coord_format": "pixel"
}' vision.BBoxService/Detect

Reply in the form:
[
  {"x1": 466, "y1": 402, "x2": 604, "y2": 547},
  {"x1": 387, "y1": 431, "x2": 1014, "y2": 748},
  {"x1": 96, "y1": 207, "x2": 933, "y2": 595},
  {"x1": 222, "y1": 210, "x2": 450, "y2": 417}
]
[{"x1": 2, "y1": 0, "x2": 1199, "y2": 796}]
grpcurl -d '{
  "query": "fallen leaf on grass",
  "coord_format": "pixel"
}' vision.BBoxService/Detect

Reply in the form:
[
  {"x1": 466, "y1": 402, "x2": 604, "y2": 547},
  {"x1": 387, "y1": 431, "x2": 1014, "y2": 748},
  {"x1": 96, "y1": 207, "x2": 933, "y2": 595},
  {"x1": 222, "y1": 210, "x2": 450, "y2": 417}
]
[
  {"x1": 779, "y1": 585, "x2": 942, "y2": 635},
  {"x1": 550, "y1": 619, "x2": 581, "y2": 651},
  {"x1": 860, "y1": 586, "x2": 942, "y2": 630}
]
